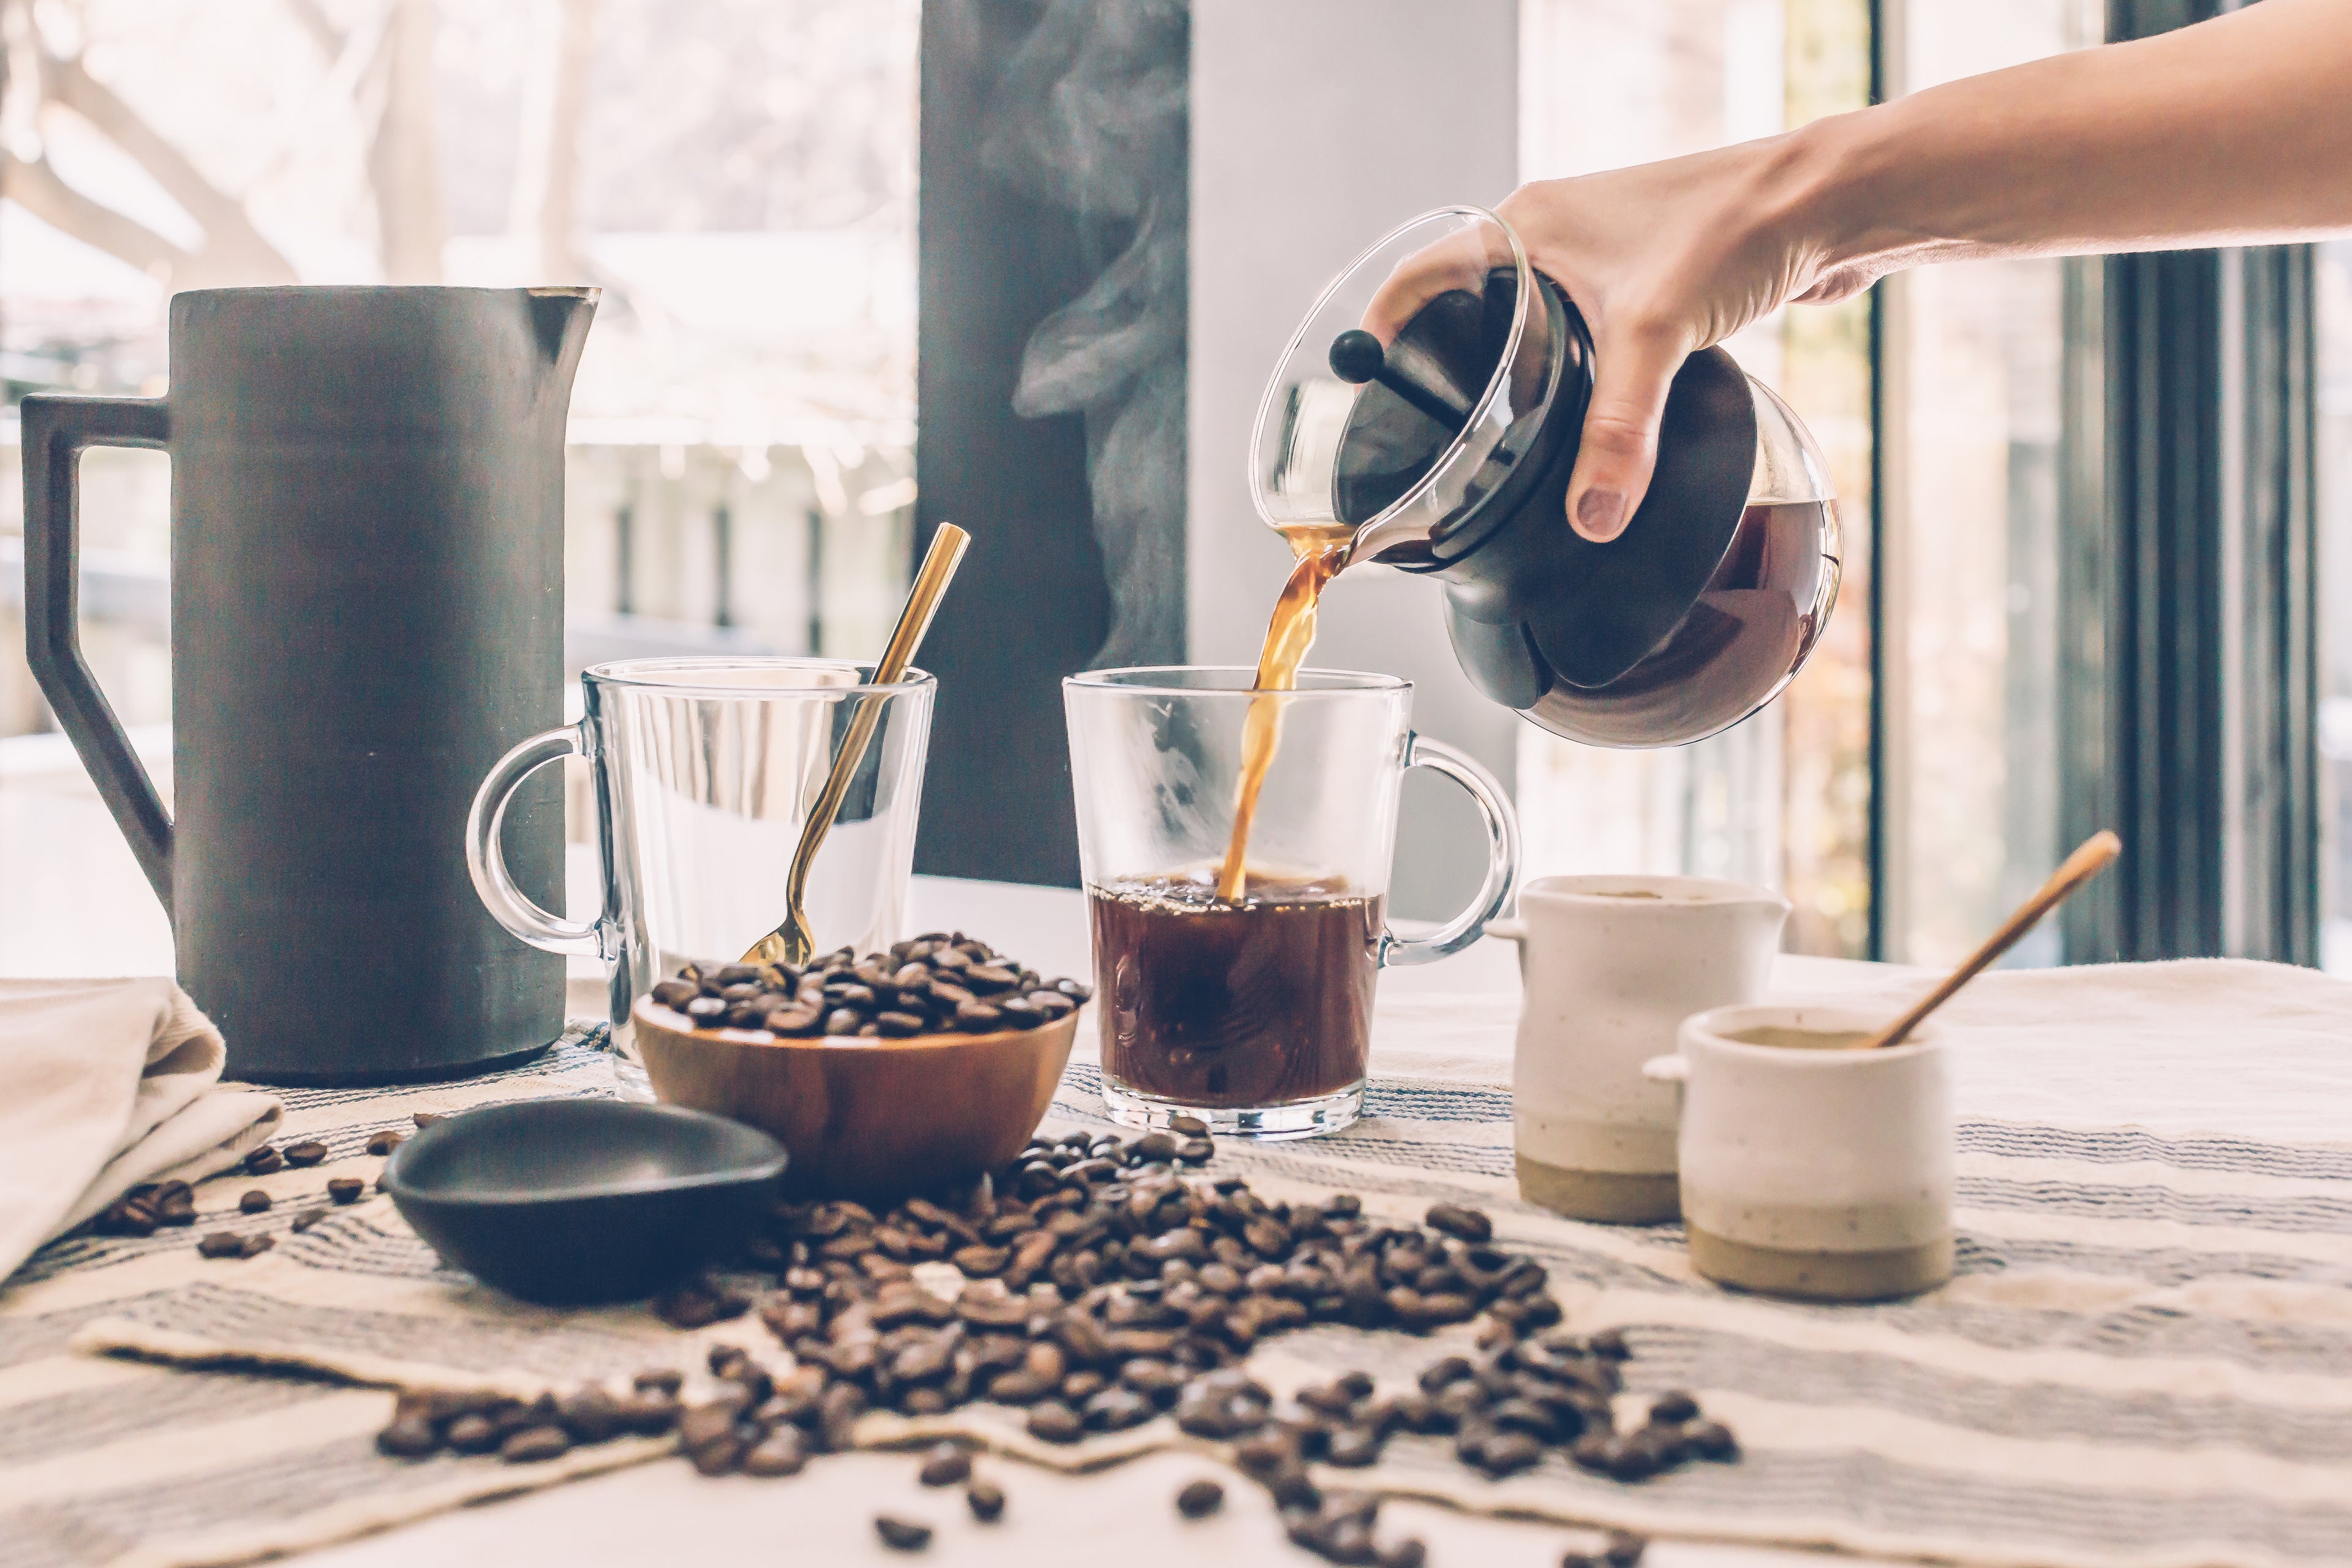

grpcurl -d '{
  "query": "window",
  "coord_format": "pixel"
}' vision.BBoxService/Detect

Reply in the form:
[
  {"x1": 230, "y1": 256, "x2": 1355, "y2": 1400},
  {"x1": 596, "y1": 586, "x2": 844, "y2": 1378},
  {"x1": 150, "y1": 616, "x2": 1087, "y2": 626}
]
[
  {"x1": 2320, "y1": 238, "x2": 2352, "y2": 970},
  {"x1": 0, "y1": 0, "x2": 919, "y2": 970},
  {"x1": 1517, "y1": 0, "x2": 1875, "y2": 956}
]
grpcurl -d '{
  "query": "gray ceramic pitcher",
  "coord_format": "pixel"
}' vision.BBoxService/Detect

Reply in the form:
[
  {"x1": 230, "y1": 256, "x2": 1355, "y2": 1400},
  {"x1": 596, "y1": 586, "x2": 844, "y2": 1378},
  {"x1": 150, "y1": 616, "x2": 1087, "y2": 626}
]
[{"x1": 20, "y1": 285, "x2": 597, "y2": 1084}]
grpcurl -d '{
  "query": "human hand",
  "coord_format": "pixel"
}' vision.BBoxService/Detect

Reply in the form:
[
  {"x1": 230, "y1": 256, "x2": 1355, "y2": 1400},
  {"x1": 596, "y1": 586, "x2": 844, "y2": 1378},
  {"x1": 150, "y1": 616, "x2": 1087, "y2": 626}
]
[{"x1": 1366, "y1": 135, "x2": 1871, "y2": 541}]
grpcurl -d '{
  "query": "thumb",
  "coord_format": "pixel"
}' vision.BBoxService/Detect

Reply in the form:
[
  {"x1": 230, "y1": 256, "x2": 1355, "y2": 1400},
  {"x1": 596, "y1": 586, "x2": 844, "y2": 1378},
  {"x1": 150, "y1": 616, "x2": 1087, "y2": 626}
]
[{"x1": 1566, "y1": 318, "x2": 1691, "y2": 543}]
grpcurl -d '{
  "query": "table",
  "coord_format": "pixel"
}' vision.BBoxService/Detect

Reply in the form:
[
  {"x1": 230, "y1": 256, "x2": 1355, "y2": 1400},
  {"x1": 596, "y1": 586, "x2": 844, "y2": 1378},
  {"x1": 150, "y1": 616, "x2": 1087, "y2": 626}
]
[
  {"x1": 287, "y1": 876, "x2": 1912, "y2": 1568},
  {"x1": 15, "y1": 875, "x2": 2340, "y2": 1567}
]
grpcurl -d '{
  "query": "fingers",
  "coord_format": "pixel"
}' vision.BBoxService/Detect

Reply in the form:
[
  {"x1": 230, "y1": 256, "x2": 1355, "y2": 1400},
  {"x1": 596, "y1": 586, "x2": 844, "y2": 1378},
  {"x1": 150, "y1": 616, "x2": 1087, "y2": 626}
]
[
  {"x1": 1361, "y1": 221, "x2": 1514, "y2": 342},
  {"x1": 1566, "y1": 317, "x2": 1692, "y2": 543}
]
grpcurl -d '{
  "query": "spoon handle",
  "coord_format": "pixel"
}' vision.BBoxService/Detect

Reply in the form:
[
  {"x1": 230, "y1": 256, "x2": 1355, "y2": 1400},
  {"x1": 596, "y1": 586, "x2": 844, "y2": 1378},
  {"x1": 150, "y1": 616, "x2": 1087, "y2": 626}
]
[
  {"x1": 750, "y1": 523, "x2": 969, "y2": 965},
  {"x1": 1864, "y1": 829, "x2": 2122, "y2": 1050}
]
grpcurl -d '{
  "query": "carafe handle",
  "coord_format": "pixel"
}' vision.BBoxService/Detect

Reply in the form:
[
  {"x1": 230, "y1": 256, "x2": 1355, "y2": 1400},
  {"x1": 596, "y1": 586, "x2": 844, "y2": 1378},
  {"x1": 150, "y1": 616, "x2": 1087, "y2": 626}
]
[
  {"x1": 20, "y1": 393, "x2": 175, "y2": 915},
  {"x1": 1379, "y1": 732, "x2": 1521, "y2": 967},
  {"x1": 466, "y1": 722, "x2": 609, "y2": 957}
]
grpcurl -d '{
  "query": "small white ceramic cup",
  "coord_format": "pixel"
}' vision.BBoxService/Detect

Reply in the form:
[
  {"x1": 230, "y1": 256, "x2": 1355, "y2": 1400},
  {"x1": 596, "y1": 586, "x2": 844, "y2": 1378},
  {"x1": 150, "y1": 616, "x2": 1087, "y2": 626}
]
[
  {"x1": 1492, "y1": 875, "x2": 1788, "y2": 1223},
  {"x1": 1645, "y1": 1001, "x2": 1954, "y2": 1302}
]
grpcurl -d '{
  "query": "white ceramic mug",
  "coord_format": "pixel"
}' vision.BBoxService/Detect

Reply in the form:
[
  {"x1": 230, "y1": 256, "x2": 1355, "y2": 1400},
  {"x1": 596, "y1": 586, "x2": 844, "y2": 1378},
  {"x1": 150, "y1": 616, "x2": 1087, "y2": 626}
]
[
  {"x1": 1645, "y1": 1001, "x2": 1954, "y2": 1302},
  {"x1": 1491, "y1": 875, "x2": 1789, "y2": 1223}
]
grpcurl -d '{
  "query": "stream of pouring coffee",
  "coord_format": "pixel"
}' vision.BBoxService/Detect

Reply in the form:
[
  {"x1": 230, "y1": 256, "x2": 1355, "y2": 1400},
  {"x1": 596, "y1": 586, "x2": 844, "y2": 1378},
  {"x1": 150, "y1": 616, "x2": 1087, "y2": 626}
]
[{"x1": 1215, "y1": 527, "x2": 1353, "y2": 900}]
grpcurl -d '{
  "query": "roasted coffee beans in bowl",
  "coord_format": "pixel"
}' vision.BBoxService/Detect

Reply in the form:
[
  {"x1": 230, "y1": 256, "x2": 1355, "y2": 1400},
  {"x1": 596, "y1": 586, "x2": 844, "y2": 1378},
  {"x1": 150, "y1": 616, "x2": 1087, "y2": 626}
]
[{"x1": 632, "y1": 934, "x2": 1089, "y2": 1202}]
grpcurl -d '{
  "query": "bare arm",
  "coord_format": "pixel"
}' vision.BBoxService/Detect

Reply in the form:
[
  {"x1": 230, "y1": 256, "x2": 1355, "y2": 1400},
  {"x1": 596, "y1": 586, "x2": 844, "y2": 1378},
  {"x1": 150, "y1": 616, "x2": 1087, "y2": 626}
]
[{"x1": 1414, "y1": 0, "x2": 2352, "y2": 541}]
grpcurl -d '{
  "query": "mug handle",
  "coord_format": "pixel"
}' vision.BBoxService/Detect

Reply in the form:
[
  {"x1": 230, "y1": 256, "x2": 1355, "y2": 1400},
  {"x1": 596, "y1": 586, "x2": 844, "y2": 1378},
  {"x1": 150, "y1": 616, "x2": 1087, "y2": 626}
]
[
  {"x1": 1379, "y1": 731, "x2": 1521, "y2": 967},
  {"x1": 466, "y1": 722, "x2": 607, "y2": 957}
]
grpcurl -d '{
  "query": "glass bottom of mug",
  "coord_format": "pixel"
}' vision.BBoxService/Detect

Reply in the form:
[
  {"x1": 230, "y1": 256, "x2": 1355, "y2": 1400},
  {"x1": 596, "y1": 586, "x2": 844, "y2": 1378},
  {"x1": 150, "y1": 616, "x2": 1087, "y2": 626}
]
[{"x1": 1100, "y1": 1079, "x2": 1364, "y2": 1140}]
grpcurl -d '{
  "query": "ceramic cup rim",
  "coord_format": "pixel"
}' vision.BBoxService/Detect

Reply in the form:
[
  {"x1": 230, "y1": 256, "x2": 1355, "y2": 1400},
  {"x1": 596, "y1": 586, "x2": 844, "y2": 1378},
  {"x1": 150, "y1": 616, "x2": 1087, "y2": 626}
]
[
  {"x1": 582, "y1": 655, "x2": 935, "y2": 701},
  {"x1": 1680, "y1": 1000, "x2": 1943, "y2": 1068},
  {"x1": 1518, "y1": 872, "x2": 1791, "y2": 911}
]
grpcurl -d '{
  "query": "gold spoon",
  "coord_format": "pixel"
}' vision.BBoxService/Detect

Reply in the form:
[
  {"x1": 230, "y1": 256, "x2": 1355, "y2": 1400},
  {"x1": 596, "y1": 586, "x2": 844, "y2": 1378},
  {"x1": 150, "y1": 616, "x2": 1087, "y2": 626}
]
[
  {"x1": 1861, "y1": 829, "x2": 2122, "y2": 1050},
  {"x1": 742, "y1": 522, "x2": 970, "y2": 967}
]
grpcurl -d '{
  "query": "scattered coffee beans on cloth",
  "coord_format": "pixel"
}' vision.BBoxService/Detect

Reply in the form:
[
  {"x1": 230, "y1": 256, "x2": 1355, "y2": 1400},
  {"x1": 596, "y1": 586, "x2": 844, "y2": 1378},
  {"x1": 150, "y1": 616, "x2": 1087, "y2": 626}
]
[
  {"x1": 369, "y1": 1126, "x2": 1723, "y2": 1566},
  {"x1": 646, "y1": 933, "x2": 1092, "y2": 1039}
]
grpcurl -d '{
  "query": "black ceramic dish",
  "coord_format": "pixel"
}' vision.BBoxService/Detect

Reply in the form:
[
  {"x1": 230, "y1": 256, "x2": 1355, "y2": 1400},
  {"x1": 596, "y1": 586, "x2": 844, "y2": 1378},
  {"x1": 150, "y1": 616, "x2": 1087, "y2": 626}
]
[{"x1": 384, "y1": 1100, "x2": 786, "y2": 1305}]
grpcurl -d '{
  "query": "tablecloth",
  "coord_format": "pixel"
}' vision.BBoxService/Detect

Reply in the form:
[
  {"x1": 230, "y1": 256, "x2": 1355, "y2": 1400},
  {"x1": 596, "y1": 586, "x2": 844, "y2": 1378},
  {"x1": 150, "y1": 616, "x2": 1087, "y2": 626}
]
[{"x1": 4, "y1": 960, "x2": 2350, "y2": 1568}]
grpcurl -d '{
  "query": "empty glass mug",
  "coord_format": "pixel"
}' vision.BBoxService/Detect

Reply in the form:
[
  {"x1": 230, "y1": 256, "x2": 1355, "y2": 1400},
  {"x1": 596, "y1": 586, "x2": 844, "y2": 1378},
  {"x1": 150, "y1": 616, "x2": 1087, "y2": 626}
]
[
  {"x1": 467, "y1": 657, "x2": 934, "y2": 1082},
  {"x1": 1065, "y1": 667, "x2": 1520, "y2": 1137}
]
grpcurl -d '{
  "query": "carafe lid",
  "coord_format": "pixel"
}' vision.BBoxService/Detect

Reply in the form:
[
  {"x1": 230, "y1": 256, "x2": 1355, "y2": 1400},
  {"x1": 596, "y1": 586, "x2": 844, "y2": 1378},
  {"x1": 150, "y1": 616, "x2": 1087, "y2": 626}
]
[{"x1": 1250, "y1": 208, "x2": 1565, "y2": 566}]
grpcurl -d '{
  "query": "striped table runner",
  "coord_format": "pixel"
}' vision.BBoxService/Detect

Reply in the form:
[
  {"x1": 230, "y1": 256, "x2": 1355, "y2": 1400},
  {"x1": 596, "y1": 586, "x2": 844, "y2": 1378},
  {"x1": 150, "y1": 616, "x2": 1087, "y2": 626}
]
[{"x1": 3, "y1": 1019, "x2": 2348, "y2": 1568}]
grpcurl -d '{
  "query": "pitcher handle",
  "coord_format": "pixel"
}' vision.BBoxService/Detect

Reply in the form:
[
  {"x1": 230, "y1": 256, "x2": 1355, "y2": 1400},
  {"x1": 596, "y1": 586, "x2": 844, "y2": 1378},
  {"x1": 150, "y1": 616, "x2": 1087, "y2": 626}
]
[
  {"x1": 1380, "y1": 731, "x2": 1521, "y2": 967},
  {"x1": 20, "y1": 393, "x2": 175, "y2": 914},
  {"x1": 466, "y1": 722, "x2": 606, "y2": 957}
]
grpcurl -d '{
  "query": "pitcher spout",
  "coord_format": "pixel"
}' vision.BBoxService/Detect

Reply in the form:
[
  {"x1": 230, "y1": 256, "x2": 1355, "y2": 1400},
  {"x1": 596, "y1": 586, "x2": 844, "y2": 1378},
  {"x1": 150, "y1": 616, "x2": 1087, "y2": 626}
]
[{"x1": 526, "y1": 285, "x2": 599, "y2": 394}]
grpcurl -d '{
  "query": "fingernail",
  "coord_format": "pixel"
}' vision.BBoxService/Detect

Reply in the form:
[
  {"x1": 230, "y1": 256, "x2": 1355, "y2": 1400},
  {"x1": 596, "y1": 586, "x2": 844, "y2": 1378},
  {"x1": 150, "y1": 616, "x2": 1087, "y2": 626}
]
[{"x1": 1574, "y1": 488, "x2": 1626, "y2": 540}]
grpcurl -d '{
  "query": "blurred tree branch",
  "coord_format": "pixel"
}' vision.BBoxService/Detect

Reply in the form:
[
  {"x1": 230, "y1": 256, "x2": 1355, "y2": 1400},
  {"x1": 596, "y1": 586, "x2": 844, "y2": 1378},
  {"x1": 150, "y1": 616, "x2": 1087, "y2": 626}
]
[
  {"x1": 0, "y1": 148, "x2": 186, "y2": 277},
  {"x1": 366, "y1": 0, "x2": 445, "y2": 282},
  {"x1": 42, "y1": 50, "x2": 296, "y2": 284},
  {"x1": 0, "y1": 0, "x2": 296, "y2": 288},
  {"x1": 510, "y1": 0, "x2": 597, "y2": 282}
]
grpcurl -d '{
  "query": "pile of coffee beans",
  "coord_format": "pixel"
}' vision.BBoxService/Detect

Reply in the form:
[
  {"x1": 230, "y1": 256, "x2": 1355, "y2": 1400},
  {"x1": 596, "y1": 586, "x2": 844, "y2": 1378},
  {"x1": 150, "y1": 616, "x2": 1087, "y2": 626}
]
[
  {"x1": 86, "y1": 1120, "x2": 421, "y2": 1258},
  {"x1": 374, "y1": 1371, "x2": 688, "y2": 1464},
  {"x1": 370, "y1": 1124, "x2": 1730, "y2": 1562},
  {"x1": 92, "y1": 1180, "x2": 196, "y2": 1236},
  {"x1": 647, "y1": 934, "x2": 1091, "y2": 1040}
]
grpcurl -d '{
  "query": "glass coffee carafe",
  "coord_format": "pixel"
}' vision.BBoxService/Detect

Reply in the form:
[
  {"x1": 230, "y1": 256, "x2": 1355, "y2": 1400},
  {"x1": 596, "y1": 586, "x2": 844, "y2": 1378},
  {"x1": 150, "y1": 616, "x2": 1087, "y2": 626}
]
[{"x1": 1252, "y1": 206, "x2": 1840, "y2": 748}]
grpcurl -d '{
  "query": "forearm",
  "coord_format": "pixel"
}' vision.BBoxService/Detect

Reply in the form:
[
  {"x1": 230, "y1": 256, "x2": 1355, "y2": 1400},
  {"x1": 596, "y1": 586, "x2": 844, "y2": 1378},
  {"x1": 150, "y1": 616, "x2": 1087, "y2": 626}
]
[{"x1": 1790, "y1": 0, "x2": 2352, "y2": 274}]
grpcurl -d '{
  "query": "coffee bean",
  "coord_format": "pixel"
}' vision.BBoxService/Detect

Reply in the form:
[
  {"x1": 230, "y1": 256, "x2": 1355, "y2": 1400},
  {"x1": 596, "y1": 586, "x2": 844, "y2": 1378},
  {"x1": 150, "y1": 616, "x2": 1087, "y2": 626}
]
[
  {"x1": 874, "y1": 1516, "x2": 932, "y2": 1552},
  {"x1": 500, "y1": 1424, "x2": 573, "y2": 1463},
  {"x1": 1083, "y1": 1387, "x2": 1156, "y2": 1431},
  {"x1": 1605, "y1": 1436, "x2": 1659, "y2": 1482},
  {"x1": 1175, "y1": 1478, "x2": 1224, "y2": 1517},
  {"x1": 366, "y1": 1129, "x2": 405, "y2": 1156},
  {"x1": 742, "y1": 1429, "x2": 810, "y2": 1477},
  {"x1": 634, "y1": 1368, "x2": 685, "y2": 1396},
  {"x1": 375, "y1": 1415, "x2": 439, "y2": 1458},
  {"x1": 195, "y1": 1232, "x2": 243, "y2": 1259},
  {"x1": 282, "y1": 1140, "x2": 328, "y2": 1168},
  {"x1": 445, "y1": 1412, "x2": 500, "y2": 1453},
  {"x1": 412, "y1": 1111, "x2": 447, "y2": 1129},
  {"x1": 1468, "y1": 1428, "x2": 1544, "y2": 1476},
  {"x1": 1423, "y1": 1203, "x2": 1491, "y2": 1243},
  {"x1": 1686, "y1": 1419, "x2": 1738, "y2": 1460},
  {"x1": 328, "y1": 1177, "x2": 364, "y2": 1205},
  {"x1": 953, "y1": 1245, "x2": 1010, "y2": 1276},
  {"x1": 1604, "y1": 1529, "x2": 1649, "y2": 1567},
  {"x1": 239, "y1": 1189, "x2": 271, "y2": 1215},
  {"x1": 1129, "y1": 1131, "x2": 1180, "y2": 1164},
  {"x1": 1265, "y1": 1461, "x2": 1322, "y2": 1511},
  {"x1": 1588, "y1": 1329, "x2": 1630, "y2": 1360},
  {"x1": 966, "y1": 1479, "x2": 1006, "y2": 1521},
  {"x1": 556, "y1": 1389, "x2": 625, "y2": 1443},
  {"x1": 244, "y1": 1146, "x2": 285, "y2": 1175},
  {"x1": 1327, "y1": 1426, "x2": 1384, "y2": 1467},
  {"x1": 1379, "y1": 1540, "x2": 1428, "y2": 1568},
  {"x1": 1026, "y1": 1401, "x2": 1084, "y2": 1444},
  {"x1": 917, "y1": 1443, "x2": 973, "y2": 1487},
  {"x1": 1649, "y1": 1390, "x2": 1700, "y2": 1425}
]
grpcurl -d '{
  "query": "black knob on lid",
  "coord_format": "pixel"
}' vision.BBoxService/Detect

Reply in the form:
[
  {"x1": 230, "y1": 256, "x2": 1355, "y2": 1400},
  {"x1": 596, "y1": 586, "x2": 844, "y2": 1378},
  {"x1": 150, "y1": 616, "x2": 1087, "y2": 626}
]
[{"x1": 1327, "y1": 328, "x2": 1471, "y2": 430}]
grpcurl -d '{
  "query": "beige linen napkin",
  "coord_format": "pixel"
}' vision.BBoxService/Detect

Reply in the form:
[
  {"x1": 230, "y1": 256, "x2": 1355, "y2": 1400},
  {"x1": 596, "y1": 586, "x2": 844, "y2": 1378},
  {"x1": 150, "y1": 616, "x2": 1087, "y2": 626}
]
[{"x1": 0, "y1": 976, "x2": 281, "y2": 1277}]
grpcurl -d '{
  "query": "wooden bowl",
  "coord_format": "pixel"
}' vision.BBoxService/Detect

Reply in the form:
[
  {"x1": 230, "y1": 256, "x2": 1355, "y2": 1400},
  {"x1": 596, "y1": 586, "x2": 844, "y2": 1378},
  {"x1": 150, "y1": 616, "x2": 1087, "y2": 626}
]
[{"x1": 633, "y1": 998, "x2": 1079, "y2": 1203}]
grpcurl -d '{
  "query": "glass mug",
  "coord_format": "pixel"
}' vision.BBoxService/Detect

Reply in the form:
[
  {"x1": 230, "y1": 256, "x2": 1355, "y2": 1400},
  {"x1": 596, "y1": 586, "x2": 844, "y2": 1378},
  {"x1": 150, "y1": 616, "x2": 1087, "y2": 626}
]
[
  {"x1": 1065, "y1": 667, "x2": 1520, "y2": 1137},
  {"x1": 467, "y1": 657, "x2": 934, "y2": 1084}
]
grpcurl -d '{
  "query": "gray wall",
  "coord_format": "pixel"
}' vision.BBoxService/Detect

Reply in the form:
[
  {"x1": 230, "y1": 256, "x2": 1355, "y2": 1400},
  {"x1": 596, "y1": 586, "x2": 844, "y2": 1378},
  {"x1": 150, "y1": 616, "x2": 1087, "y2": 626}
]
[{"x1": 1188, "y1": 0, "x2": 1522, "y2": 920}]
